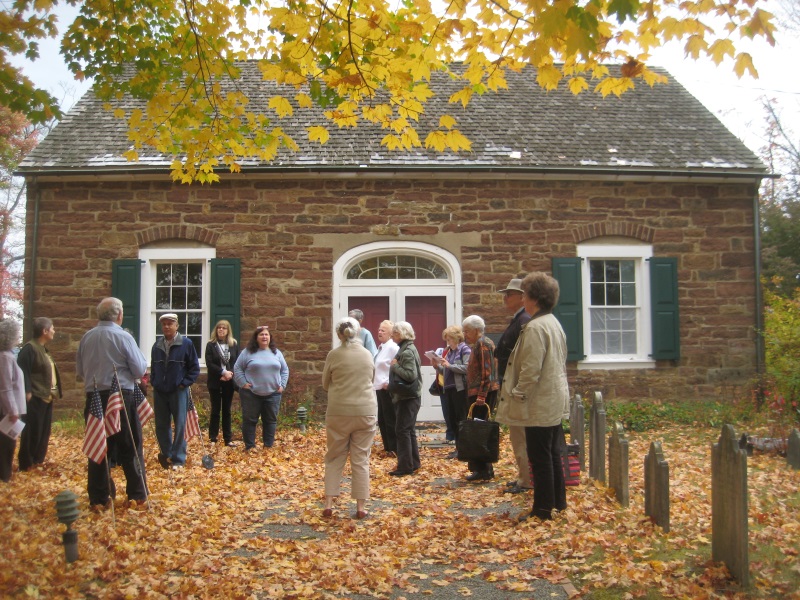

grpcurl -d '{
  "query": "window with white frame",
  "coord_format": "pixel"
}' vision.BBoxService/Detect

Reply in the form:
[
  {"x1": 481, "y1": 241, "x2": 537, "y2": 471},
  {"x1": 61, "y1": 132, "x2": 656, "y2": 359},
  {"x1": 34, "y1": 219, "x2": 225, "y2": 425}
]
[
  {"x1": 139, "y1": 247, "x2": 215, "y2": 362},
  {"x1": 577, "y1": 241, "x2": 654, "y2": 367}
]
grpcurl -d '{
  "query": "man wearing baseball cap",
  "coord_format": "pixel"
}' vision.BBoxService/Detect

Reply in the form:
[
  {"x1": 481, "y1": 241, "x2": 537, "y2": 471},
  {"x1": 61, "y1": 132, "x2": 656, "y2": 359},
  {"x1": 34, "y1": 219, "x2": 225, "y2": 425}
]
[
  {"x1": 151, "y1": 313, "x2": 200, "y2": 469},
  {"x1": 493, "y1": 276, "x2": 533, "y2": 494}
]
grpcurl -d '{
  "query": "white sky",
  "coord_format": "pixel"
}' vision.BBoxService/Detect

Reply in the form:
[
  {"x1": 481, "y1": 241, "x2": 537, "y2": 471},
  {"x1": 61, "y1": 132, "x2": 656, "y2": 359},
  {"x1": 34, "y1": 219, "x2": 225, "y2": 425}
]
[{"x1": 13, "y1": 2, "x2": 800, "y2": 159}]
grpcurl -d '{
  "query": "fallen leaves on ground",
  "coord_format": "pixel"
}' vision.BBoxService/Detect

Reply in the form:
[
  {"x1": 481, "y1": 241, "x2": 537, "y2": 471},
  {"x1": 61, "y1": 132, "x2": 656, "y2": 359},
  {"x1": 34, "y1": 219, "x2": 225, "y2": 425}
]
[{"x1": 0, "y1": 425, "x2": 798, "y2": 599}]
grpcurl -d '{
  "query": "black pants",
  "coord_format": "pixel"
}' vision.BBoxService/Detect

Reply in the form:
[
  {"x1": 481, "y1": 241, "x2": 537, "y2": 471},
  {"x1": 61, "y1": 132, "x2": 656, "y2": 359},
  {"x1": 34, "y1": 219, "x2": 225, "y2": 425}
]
[
  {"x1": 376, "y1": 388, "x2": 396, "y2": 452},
  {"x1": 467, "y1": 391, "x2": 497, "y2": 474},
  {"x1": 0, "y1": 417, "x2": 15, "y2": 482},
  {"x1": 85, "y1": 389, "x2": 147, "y2": 505},
  {"x1": 393, "y1": 396, "x2": 421, "y2": 472},
  {"x1": 208, "y1": 382, "x2": 235, "y2": 443},
  {"x1": 442, "y1": 387, "x2": 468, "y2": 446},
  {"x1": 525, "y1": 424, "x2": 567, "y2": 519},
  {"x1": 18, "y1": 396, "x2": 53, "y2": 470}
]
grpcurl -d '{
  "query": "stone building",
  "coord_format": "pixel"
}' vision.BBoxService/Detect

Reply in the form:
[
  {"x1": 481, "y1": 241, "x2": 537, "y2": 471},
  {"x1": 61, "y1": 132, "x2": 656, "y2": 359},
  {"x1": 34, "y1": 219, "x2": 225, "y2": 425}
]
[{"x1": 18, "y1": 65, "x2": 768, "y2": 418}]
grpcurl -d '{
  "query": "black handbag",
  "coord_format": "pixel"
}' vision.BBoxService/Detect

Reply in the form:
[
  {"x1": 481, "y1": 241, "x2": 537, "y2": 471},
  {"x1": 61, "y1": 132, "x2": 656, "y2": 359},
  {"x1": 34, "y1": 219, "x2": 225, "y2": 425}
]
[
  {"x1": 388, "y1": 353, "x2": 421, "y2": 397},
  {"x1": 457, "y1": 402, "x2": 500, "y2": 463},
  {"x1": 428, "y1": 378, "x2": 443, "y2": 396}
]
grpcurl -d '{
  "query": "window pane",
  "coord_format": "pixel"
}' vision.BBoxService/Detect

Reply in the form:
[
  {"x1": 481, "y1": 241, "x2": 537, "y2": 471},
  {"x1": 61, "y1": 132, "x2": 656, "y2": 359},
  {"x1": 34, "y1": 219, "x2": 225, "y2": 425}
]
[
  {"x1": 187, "y1": 263, "x2": 203, "y2": 286},
  {"x1": 620, "y1": 260, "x2": 635, "y2": 281},
  {"x1": 172, "y1": 288, "x2": 186, "y2": 310},
  {"x1": 621, "y1": 283, "x2": 636, "y2": 305},
  {"x1": 346, "y1": 265, "x2": 361, "y2": 279},
  {"x1": 187, "y1": 287, "x2": 202, "y2": 309},
  {"x1": 381, "y1": 266, "x2": 398, "y2": 278},
  {"x1": 431, "y1": 264, "x2": 448, "y2": 279},
  {"x1": 172, "y1": 264, "x2": 187, "y2": 285},
  {"x1": 621, "y1": 331, "x2": 637, "y2": 353},
  {"x1": 591, "y1": 331, "x2": 607, "y2": 354},
  {"x1": 399, "y1": 267, "x2": 415, "y2": 279},
  {"x1": 156, "y1": 288, "x2": 171, "y2": 309},
  {"x1": 589, "y1": 260, "x2": 604, "y2": 282},
  {"x1": 378, "y1": 256, "x2": 397, "y2": 269},
  {"x1": 346, "y1": 254, "x2": 449, "y2": 280},
  {"x1": 187, "y1": 312, "x2": 203, "y2": 335},
  {"x1": 590, "y1": 283, "x2": 605, "y2": 305},
  {"x1": 398, "y1": 256, "x2": 415, "y2": 268},
  {"x1": 605, "y1": 261, "x2": 620, "y2": 282},
  {"x1": 156, "y1": 265, "x2": 171, "y2": 286},
  {"x1": 606, "y1": 283, "x2": 621, "y2": 306}
]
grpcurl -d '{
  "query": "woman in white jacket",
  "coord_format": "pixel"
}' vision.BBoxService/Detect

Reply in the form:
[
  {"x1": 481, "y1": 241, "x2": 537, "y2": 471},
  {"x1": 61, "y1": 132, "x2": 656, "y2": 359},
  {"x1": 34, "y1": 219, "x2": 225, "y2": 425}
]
[
  {"x1": 496, "y1": 272, "x2": 570, "y2": 522},
  {"x1": 0, "y1": 319, "x2": 26, "y2": 483}
]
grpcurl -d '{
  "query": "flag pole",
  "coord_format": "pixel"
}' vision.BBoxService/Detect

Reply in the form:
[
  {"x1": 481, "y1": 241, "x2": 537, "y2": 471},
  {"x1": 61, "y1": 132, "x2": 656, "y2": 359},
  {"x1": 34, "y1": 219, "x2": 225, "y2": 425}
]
[
  {"x1": 114, "y1": 366, "x2": 151, "y2": 511},
  {"x1": 94, "y1": 377, "x2": 115, "y2": 527}
]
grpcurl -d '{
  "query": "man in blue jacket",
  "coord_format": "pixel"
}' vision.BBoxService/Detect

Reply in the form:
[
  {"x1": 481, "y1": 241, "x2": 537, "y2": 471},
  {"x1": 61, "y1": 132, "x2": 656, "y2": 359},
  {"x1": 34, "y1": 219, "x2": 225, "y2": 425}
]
[{"x1": 151, "y1": 313, "x2": 200, "y2": 469}]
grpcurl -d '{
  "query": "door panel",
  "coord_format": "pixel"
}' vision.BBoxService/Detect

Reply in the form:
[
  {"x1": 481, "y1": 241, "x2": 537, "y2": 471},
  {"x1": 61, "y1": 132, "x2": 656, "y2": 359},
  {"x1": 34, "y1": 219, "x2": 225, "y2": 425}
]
[{"x1": 347, "y1": 296, "x2": 390, "y2": 341}]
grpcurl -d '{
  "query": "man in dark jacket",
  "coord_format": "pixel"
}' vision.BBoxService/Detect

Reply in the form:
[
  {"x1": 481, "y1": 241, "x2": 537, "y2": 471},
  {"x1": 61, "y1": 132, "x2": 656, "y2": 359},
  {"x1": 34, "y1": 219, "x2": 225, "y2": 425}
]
[
  {"x1": 151, "y1": 313, "x2": 200, "y2": 469},
  {"x1": 494, "y1": 277, "x2": 532, "y2": 494}
]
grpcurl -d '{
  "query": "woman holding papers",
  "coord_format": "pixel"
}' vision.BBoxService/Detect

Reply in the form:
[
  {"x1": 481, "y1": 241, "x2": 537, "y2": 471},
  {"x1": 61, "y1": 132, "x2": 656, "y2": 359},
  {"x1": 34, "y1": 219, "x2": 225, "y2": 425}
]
[{"x1": 0, "y1": 319, "x2": 26, "y2": 482}]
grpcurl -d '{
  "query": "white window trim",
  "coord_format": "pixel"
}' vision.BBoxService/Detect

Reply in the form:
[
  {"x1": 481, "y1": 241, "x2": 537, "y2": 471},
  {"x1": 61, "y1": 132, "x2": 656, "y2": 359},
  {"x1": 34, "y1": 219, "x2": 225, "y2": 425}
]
[
  {"x1": 577, "y1": 242, "x2": 655, "y2": 371},
  {"x1": 138, "y1": 247, "x2": 216, "y2": 366}
]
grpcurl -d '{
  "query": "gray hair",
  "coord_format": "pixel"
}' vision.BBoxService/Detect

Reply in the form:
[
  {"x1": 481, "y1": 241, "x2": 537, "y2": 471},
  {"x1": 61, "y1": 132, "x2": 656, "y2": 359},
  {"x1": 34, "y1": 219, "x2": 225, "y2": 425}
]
[
  {"x1": 335, "y1": 317, "x2": 361, "y2": 345},
  {"x1": 0, "y1": 319, "x2": 21, "y2": 352},
  {"x1": 392, "y1": 320, "x2": 415, "y2": 341},
  {"x1": 32, "y1": 317, "x2": 53, "y2": 339},
  {"x1": 97, "y1": 297, "x2": 123, "y2": 322},
  {"x1": 462, "y1": 315, "x2": 486, "y2": 333},
  {"x1": 348, "y1": 309, "x2": 364, "y2": 322}
]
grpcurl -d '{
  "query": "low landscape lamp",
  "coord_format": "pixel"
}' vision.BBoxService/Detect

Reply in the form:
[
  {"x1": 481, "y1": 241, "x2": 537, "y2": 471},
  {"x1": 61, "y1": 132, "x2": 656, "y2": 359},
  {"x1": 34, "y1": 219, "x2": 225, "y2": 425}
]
[
  {"x1": 296, "y1": 406, "x2": 308, "y2": 433},
  {"x1": 55, "y1": 490, "x2": 80, "y2": 563}
]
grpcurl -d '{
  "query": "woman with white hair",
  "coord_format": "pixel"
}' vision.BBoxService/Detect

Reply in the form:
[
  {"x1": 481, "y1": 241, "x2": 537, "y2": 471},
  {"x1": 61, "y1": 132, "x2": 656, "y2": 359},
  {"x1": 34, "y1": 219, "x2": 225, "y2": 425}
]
[
  {"x1": 322, "y1": 317, "x2": 377, "y2": 519},
  {"x1": 388, "y1": 320, "x2": 422, "y2": 476},
  {"x1": 0, "y1": 319, "x2": 26, "y2": 482},
  {"x1": 461, "y1": 314, "x2": 500, "y2": 482}
]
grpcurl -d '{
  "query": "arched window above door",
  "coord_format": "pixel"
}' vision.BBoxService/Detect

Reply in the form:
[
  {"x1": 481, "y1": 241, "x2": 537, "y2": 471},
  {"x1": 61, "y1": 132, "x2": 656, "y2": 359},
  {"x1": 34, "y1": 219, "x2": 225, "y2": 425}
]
[{"x1": 346, "y1": 254, "x2": 449, "y2": 280}]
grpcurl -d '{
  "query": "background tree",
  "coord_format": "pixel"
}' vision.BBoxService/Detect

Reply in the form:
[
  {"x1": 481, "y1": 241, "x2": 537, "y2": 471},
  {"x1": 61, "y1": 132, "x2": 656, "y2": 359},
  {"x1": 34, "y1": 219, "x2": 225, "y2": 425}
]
[
  {"x1": 0, "y1": 107, "x2": 48, "y2": 319},
  {"x1": 1, "y1": 0, "x2": 779, "y2": 182}
]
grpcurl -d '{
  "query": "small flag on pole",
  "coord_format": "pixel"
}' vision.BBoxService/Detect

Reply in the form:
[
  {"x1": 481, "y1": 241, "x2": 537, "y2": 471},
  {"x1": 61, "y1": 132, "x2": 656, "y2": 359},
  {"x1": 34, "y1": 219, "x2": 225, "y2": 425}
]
[
  {"x1": 133, "y1": 382, "x2": 154, "y2": 427},
  {"x1": 185, "y1": 392, "x2": 201, "y2": 442},
  {"x1": 104, "y1": 373, "x2": 123, "y2": 436},
  {"x1": 82, "y1": 388, "x2": 107, "y2": 464}
]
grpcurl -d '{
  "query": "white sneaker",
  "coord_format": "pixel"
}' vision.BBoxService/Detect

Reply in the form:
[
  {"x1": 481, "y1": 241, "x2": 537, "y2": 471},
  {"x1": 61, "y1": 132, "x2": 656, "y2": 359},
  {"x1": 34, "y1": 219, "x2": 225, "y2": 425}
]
[{"x1": 171, "y1": 464, "x2": 184, "y2": 470}]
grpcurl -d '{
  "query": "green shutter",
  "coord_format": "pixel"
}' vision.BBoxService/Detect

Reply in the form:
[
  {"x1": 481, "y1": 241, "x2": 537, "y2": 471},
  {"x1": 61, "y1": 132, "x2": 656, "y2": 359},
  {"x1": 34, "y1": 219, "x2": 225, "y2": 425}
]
[
  {"x1": 111, "y1": 259, "x2": 143, "y2": 343},
  {"x1": 649, "y1": 257, "x2": 680, "y2": 361},
  {"x1": 552, "y1": 257, "x2": 585, "y2": 361},
  {"x1": 210, "y1": 258, "x2": 241, "y2": 343}
]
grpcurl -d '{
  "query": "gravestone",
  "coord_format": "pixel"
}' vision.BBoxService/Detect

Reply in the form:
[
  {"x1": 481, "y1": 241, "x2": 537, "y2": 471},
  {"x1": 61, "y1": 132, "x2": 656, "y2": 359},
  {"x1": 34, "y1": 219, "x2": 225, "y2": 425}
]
[
  {"x1": 788, "y1": 429, "x2": 800, "y2": 470},
  {"x1": 712, "y1": 424, "x2": 749, "y2": 587},
  {"x1": 570, "y1": 393, "x2": 586, "y2": 471},
  {"x1": 589, "y1": 391, "x2": 606, "y2": 483},
  {"x1": 644, "y1": 441, "x2": 670, "y2": 532},
  {"x1": 608, "y1": 422, "x2": 629, "y2": 507}
]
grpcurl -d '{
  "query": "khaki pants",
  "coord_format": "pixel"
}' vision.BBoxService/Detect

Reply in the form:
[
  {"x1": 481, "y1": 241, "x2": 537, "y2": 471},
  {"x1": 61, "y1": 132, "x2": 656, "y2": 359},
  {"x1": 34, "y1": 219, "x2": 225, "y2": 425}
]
[
  {"x1": 509, "y1": 425, "x2": 532, "y2": 488},
  {"x1": 324, "y1": 415, "x2": 377, "y2": 500}
]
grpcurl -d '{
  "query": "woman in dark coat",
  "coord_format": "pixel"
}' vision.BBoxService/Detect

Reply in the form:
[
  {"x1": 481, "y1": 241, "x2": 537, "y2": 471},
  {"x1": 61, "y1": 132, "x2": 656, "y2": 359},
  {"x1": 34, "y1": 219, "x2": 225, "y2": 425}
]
[
  {"x1": 388, "y1": 320, "x2": 422, "y2": 477},
  {"x1": 204, "y1": 320, "x2": 239, "y2": 446}
]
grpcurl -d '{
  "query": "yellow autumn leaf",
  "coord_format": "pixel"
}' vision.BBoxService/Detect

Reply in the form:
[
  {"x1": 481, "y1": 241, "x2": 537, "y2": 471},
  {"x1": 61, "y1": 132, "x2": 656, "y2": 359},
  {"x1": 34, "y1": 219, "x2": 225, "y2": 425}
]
[
  {"x1": 268, "y1": 96, "x2": 294, "y2": 118},
  {"x1": 439, "y1": 114, "x2": 457, "y2": 130},
  {"x1": 449, "y1": 86, "x2": 473, "y2": 107},
  {"x1": 307, "y1": 125, "x2": 330, "y2": 144},
  {"x1": 733, "y1": 52, "x2": 757, "y2": 78},
  {"x1": 424, "y1": 130, "x2": 447, "y2": 152},
  {"x1": 568, "y1": 76, "x2": 589, "y2": 95},
  {"x1": 295, "y1": 93, "x2": 313, "y2": 108},
  {"x1": 708, "y1": 39, "x2": 735, "y2": 64}
]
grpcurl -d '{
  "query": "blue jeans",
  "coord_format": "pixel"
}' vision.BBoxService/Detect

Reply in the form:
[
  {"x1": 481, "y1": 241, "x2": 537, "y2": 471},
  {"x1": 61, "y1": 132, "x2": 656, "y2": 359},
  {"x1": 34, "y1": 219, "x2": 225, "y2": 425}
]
[
  {"x1": 240, "y1": 389, "x2": 282, "y2": 449},
  {"x1": 154, "y1": 387, "x2": 188, "y2": 466}
]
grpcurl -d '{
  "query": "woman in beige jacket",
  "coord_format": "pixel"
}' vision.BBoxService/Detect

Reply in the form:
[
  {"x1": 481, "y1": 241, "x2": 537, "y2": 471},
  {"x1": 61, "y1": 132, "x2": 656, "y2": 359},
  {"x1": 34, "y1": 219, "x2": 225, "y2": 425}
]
[
  {"x1": 322, "y1": 317, "x2": 377, "y2": 519},
  {"x1": 496, "y1": 272, "x2": 570, "y2": 522}
]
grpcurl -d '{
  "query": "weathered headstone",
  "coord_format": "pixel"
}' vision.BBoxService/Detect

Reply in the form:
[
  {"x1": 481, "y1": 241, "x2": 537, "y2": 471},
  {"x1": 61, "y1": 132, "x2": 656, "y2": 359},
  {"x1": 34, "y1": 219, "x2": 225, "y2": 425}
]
[
  {"x1": 712, "y1": 424, "x2": 749, "y2": 587},
  {"x1": 644, "y1": 441, "x2": 670, "y2": 532},
  {"x1": 608, "y1": 422, "x2": 629, "y2": 507},
  {"x1": 788, "y1": 429, "x2": 800, "y2": 470},
  {"x1": 589, "y1": 391, "x2": 606, "y2": 483},
  {"x1": 570, "y1": 393, "x2": 586, "y2": 471}
]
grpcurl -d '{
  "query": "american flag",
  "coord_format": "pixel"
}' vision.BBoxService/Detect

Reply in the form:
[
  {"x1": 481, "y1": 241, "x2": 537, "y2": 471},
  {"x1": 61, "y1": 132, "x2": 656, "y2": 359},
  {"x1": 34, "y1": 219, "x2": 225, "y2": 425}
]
[
  {"x1": 133, "y1": 382, "x2": 154, "y2": 427},
  {"x1": 104, "y1": 373, "x2": 123, "y2": 436},
  {"x1": 82, "y1": 388, "x2": 107, "y2": 464},
  {"x1": 185, "y1": 391, "x2": 201, "y2": 441}
]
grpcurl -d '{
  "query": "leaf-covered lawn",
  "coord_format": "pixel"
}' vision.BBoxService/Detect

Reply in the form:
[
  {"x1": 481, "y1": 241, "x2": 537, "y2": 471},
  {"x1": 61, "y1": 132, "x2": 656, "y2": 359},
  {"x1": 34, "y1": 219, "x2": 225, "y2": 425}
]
[{"x1": 0, "y1": 425, "x2": 797, "y2": 599}]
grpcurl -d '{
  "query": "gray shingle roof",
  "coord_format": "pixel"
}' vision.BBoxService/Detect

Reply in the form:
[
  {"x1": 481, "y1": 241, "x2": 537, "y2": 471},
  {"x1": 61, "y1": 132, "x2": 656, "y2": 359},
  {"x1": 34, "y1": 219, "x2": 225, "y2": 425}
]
[{"x1": 18, "y1": 64, "x2": 767, "y2": 178}]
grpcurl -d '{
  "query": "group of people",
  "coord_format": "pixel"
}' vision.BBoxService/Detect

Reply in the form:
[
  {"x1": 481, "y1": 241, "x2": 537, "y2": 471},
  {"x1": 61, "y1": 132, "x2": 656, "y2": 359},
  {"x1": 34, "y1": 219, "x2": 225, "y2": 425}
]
[
  {"x1": 321, "y1": 272, "x2": 571, "y2": 523},
  {"x1": 3, "y1": 271, "x2": 569, "y2": 523}
]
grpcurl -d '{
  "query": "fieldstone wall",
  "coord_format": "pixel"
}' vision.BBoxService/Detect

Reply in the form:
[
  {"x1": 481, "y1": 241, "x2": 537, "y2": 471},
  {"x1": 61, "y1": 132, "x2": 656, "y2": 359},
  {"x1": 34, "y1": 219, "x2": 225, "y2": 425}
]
[{"x1": 23, "y1": 176, "x2": 759, "y2": 410}]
